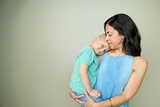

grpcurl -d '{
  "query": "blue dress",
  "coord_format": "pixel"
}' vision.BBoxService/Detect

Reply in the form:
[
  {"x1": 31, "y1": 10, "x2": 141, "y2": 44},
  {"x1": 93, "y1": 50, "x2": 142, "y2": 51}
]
[{"x1": 94, "y1": 52, "x2": 134, "y2": 107}]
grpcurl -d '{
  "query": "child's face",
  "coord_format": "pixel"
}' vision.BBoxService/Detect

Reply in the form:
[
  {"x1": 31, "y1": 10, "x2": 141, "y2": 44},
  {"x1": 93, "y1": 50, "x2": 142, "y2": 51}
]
[{"x1": 93, "y1": 37, "x2": 110, "y2": 56}]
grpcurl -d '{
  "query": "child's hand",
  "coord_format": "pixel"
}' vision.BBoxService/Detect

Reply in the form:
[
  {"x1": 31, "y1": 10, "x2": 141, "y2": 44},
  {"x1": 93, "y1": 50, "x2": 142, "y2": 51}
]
[{"x1": 88, "y1": 89, "x2": 101, "y2": 98}]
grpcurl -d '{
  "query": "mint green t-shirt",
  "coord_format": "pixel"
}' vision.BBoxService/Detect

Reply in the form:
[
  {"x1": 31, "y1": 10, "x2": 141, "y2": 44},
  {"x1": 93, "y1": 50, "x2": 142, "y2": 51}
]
[{"x1": 70, "y1": 45, "x2": 99, "y2": 94}]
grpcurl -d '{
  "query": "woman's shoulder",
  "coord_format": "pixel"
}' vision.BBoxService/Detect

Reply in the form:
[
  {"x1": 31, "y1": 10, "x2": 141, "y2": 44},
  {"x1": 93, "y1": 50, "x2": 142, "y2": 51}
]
[
  {"x1": 134, "y1": 56, "x2": 148, "y2": 64},
  {"x1": 133, "y1": 56, "x2": 148, "y2": 71}
]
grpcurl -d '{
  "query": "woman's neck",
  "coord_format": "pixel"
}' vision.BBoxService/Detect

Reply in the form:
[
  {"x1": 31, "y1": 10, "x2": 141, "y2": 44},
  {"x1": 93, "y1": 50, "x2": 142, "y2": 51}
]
[{"x1": 108, "y1": 49, "x2": 125, "y2": 56}]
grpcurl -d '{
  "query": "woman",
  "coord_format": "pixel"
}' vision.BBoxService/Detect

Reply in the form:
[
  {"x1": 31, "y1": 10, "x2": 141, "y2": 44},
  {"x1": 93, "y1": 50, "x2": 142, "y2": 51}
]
[{"x1": 69, "y1": 13, "x2": 148, "y2": 107}]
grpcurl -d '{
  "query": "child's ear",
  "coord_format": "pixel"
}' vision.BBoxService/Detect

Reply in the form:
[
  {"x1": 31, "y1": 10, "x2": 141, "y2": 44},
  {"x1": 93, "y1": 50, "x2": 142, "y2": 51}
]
[{"x1": 95, "y1": 36, "x2": 100, "y2": 40}]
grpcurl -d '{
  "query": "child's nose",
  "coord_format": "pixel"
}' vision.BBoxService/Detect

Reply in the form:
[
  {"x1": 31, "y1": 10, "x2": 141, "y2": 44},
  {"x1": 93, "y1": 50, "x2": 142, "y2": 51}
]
[
  {"x1": 100, "y1": 48, "x2": 106, "y2": 53},
  {"x1": 103, "y1": 48, "x2": 106, "y2": 52}
]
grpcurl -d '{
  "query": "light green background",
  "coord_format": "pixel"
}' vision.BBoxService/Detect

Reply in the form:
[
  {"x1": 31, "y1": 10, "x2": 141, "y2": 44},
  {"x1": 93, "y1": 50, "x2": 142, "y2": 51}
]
[{"x1": 0, "y1": 0, "x2": 159, "y2": 107}]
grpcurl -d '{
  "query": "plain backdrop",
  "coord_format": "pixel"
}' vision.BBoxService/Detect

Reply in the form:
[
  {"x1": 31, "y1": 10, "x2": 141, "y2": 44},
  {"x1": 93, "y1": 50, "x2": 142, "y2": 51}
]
[{"x1": 0, "y1": 0, "x2": 160, "y2": 107}]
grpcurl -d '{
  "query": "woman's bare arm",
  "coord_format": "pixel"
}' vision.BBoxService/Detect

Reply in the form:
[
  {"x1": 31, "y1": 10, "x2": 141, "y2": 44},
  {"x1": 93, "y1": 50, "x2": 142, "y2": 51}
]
[{"x1": 84, "y1": 57, "x2": 148, "y2": 107}]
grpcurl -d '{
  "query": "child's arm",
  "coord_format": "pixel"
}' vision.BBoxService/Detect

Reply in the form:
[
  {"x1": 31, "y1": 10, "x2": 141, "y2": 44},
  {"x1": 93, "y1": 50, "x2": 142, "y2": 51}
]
[
  {"x1": 80, "y1": 63, "x2": 92, "y2": 92},
  {"x1": 80, "y1": 63, "x2": 101, "y2": 98}
]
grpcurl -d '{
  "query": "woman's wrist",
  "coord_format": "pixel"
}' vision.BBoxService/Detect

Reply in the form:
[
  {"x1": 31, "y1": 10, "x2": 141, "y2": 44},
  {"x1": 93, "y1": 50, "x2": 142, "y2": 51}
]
[{"x1": 93, "y1": 102, "x2": 99, "y2": 107}]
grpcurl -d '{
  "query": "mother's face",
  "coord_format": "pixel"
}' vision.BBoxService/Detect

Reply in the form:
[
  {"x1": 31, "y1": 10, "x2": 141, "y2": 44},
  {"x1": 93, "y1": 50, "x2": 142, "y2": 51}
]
[{"x1": 105, "y1": 24, "x2": 124, "y2": 50}]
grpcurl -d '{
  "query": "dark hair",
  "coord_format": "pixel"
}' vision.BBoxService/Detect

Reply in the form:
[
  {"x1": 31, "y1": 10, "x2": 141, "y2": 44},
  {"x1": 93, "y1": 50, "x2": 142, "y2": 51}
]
[{"x1": 104, "y1": 13, "x2": 141, "y2": 56}]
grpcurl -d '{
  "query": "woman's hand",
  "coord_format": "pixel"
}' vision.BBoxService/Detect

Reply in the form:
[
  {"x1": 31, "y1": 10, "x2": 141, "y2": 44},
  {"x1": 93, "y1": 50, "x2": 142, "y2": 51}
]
[
  {"x1": 69, "y1": 90, "x2": 86, "y2": 105},
  {"x1": 84, "y1": 91, "x2": 97, "y2": 107}
]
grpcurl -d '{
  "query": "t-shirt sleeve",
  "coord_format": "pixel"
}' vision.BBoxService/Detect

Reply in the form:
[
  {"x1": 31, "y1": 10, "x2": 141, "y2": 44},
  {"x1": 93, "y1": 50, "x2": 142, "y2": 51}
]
[{"x1": 79, "y1": 48, "x2": 94, "y2": 66}]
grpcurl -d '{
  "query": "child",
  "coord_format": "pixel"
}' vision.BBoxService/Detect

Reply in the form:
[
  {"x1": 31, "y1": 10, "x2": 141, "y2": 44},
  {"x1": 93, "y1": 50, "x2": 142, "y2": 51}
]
[{"x1": 69, "y1": 34, "x2": 110, "y2": 104}]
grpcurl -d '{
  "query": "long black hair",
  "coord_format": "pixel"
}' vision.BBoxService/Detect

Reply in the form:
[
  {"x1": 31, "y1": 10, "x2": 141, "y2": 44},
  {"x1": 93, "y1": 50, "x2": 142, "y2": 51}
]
[{"x1": 104, "y1": 13, "x2": 141, "y2": 56}]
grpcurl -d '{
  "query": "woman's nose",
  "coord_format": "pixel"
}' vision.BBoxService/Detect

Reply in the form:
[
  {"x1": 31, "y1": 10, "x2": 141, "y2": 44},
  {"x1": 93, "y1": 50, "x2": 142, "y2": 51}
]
[{"x1": 105, "y1": 35, "x2": 109, "y2": 41}]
